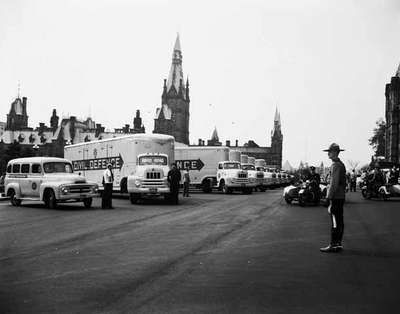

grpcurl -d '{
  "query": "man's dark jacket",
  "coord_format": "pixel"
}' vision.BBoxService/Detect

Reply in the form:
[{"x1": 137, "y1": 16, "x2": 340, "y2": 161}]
[{"x1": 168, "y1": 168, "x2": 181, "y2": 192}]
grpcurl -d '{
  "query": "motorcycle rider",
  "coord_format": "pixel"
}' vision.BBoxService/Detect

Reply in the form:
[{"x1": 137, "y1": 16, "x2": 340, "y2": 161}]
[{"x1": 306, "y1": 166, "x2": 321, "y2": 202}]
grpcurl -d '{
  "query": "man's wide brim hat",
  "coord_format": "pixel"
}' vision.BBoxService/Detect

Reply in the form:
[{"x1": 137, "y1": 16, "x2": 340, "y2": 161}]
[{"x1": 323, "y1": 143, "x2": 345, "y2": 152}]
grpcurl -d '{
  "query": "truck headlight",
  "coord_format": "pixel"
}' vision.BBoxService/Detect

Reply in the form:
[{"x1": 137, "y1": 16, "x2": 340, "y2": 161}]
[
  {"x1": 135, "y1": 179, "x2": 141, "y2": 187},
  {"x1": 60, "y1": 186, "x2": 69, "y2": 194}
]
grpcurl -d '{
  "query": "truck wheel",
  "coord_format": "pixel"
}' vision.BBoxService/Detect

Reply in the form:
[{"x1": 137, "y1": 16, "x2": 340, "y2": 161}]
[
  {"x1": 83, "y1": 197, "x2": 93, "y2": 208},
  {"x1": 130, "y1": 193, "x2": 139, "y2": 204},
  {"x1": 9, "y1": 189, "x2": 21, "y2": 206},
  {"x1": 221, "y1": 182, "x2": 228, "y2": 194},
  {"x1": 202, "y1": 179, "x2": 212, "y2": 193},
  {"x1": 44, "y1": 189, "x2": 57, "y2": 209}
]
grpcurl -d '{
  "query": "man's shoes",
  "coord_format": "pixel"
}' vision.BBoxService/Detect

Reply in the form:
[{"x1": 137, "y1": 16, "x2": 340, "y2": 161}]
[
  {"x1": 320, "y1": 244, "x2": 340, "y2": 253},
  {"x1": 335, "y1": 244, "x2": 343, "y2": 251}
]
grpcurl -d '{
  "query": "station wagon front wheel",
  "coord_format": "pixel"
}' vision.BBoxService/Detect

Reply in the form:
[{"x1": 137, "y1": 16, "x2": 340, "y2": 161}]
[
  {"x1": 9, "y1": 190, "x2": 21, "y2": 206},
  {"x1": 44, "y1": 189, "x2": 57, "y2": 209}
]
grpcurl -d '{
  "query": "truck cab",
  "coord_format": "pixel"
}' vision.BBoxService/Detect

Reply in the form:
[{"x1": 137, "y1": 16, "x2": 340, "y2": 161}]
[
  {"x1": 4, "y1": 157, "x2": 98, "y2": 209},
  {"x1": 127, "y1": 153, "x2": 171, "y2": 203},
  {"x1": 217, "y1": 161, "x2": 255, "y2": 194},
  {"x1": 241, "y1": 163, "x2": 266, "y2": 192}
]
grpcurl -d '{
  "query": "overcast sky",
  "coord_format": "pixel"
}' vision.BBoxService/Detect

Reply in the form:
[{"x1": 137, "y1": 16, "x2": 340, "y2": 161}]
[{"x1": 1, "y1": 0, "x2": 399, "y2": 168}]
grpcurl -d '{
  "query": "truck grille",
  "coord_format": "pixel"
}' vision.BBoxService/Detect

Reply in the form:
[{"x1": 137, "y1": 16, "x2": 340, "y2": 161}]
[
  {"x1": 236, "y1": 178, "x2": 249, "y2": 184},
  {"x1": 146, "y1": 172, "x2": 162, "y2": 179},
  {"x1": 68, "y1": 184, "x2": 92, "y2": 193},
  {"x1": 142, "y1": 179, "x2": 165, "y2": 187},
  {"x1": 238, "y1": 173, "x2": 247, "y2": 179}
]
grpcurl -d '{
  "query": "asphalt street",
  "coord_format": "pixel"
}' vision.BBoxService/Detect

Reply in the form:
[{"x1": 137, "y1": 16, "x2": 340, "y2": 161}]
[{"x1": 0, "y1": 189, "x2": 399, "y2": 314}]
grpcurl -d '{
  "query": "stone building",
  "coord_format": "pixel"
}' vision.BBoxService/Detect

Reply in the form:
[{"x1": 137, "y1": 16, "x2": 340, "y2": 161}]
[
  {"x1": 0, "y1": 95, "x2": 145, "y2": 171},
  {"x1": 153, "y1": 34, "x2": 190, "y2": 145},
  {"x1": 385, "y1": 64, "x2": 400, "y2": 163}
]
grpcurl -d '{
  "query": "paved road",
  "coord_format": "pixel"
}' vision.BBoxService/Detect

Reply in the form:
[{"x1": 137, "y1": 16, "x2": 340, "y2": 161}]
[{"x1": 0, "y1": 190, "x2": 399, "y2": 314}]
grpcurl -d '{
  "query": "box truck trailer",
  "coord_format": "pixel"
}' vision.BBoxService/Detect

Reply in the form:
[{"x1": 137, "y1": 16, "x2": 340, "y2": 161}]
[
  {"x1": 64, "y1": 134, "x2": 175, "y2": 203},
  {"x1": 175, "y1": 146, "x2": 230, "y2": 192}
]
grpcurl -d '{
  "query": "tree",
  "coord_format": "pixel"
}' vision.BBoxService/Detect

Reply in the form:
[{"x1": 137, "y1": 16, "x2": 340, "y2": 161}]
[
  {"x1": 347, "y1": 160, "x2": 360, "y2": 171},
  {"x1": 369, "y1": 118, "x2": 386, "y2": 157}
]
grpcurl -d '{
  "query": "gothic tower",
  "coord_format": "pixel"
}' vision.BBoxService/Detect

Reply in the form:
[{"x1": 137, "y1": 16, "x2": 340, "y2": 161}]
[
  {"x1": 385, "y1": 63, "x2": 400, "y2": 163},
  {"x1": 271, "y1": 108, "x2": 283, "y2": 168},
  {"x1": 153, "y1": 34, "x2": 190, "y2": 144},
  {"x1": 6, "y1": 96, "x2": 28, "y2": 131}
]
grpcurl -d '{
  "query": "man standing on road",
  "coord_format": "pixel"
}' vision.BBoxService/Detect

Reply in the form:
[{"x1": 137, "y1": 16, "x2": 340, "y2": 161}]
[
  {"x1": 168, "y1": 163, "x2": 181, "y2": 205},
  {"x1": 183, "y1": 167, "x2": 190, "y2": 197},
  {"x1": 350, "y1": 169, "x2": 357, "y2": 192},
  {"x1": 320, "y1": 143, "x2": 346, "y2": 253},
  {"x1": 102, "y1": 163, "x2": 114, "y2": 209}
]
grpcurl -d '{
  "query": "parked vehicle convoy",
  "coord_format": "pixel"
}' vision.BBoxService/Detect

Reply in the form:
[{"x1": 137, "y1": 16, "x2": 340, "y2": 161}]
[
  {"x1": 64, "y1": 133, "x2": 175, "y2": 204},
  {"x1": 217, "y1": 161, "x2": 255, "y2": 194},
  {"x1": 175, "y1": 146, "x2": 230, "y2": 193},
  {"x1": 241, "y1": 163, "x2": 266, "y2": 192},
  {"x1": 4, "y1": 157, "x2": 98, "y2": 208}
]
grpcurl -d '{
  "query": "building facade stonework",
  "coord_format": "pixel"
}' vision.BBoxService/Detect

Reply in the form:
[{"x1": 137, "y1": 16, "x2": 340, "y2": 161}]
[
  {"x1": 385, "y1": 64, "x2": 400, "y2": 163},
  {"x1": 153, "y1": 34, "x2": 190, "y2": 145}
]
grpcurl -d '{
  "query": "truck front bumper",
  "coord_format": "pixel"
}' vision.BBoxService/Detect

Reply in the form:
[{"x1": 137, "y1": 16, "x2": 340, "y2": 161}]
[
  {"x1": 227, "y1": 182, "x2": 257, "y2": 190},
  {"x1": 129, "y1": 186, "x2": 170, "y2": 195},
  {"x1": 58, "y1": 191, "x2": 98, "y2": 201}
]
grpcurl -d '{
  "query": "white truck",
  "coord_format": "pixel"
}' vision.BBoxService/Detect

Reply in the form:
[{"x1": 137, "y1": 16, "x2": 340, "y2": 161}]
[
  {"x1": 241, "y1": 163, "x2": 266, "y2": 192},
  {"x1": 4, "y1": 157, "x2": 98, "y2": 209},
  {"x1": 217, "y1": 160, "x2": 255, "y2": 194},
  {"x1": 175, "y1": 146, "x2": 230, "y2": 193},
  {"x1": 64, "y1": 133, "x2": 175, "y2": 203}
]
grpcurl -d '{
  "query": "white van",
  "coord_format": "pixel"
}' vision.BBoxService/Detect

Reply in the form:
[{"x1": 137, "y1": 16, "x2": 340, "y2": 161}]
[{"x1": 4, "y1": 157, "x2": 98, "y2": 208}]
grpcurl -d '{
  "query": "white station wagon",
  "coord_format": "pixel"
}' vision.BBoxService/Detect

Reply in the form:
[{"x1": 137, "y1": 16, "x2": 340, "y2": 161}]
[{"x1": 4, "y1": 157, "x2": 98, "y2": 209}]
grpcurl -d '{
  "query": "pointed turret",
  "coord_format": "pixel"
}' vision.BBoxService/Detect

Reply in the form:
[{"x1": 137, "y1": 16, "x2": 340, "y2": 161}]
[
  {"x1": 166, "y1": 33, "x2": 184, "y2": 95},
  {"x1": 396, "y1": 62, "x2": 400, "y2": 77},
  {"x1": 211, "y1": 127, "x2": 219, "y2": 142}
]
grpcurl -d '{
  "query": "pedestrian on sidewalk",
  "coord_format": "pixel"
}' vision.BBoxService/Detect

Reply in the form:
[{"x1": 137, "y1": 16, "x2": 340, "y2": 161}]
[
  {"x1": 320, "y1": 143, "x2": 346, "y2": 253},
  {"x1": 102, "y1": 163, "x2": 114, "y2": 209},
  {"x1": 183, "y1": 167, "x2": 190, "y2": 197}
]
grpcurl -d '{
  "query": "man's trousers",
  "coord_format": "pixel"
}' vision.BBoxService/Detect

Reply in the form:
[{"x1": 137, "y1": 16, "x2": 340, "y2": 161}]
[{"x1": 330, "y1": 199, "x2": 345, "y2": 246}]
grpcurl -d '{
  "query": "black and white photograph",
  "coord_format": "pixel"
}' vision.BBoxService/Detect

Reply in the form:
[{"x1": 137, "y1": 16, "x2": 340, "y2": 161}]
[{"x1": 1, "y1": 0, "x2": 400, "y2": 313}]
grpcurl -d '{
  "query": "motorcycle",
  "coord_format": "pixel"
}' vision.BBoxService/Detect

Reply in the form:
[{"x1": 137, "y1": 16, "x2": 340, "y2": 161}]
[
  {"x1": 283, "y1": 183, "x2": 301, "y2": 204},
  {"x1": 378, "y1": 184, "x2": 400, "y2": 200},
  {"x1": 298, "y1": 180, "x2": 320, "y2": 206},
  {"x1": 361, "y1": 182, "x2": 382, "y2": 199}
]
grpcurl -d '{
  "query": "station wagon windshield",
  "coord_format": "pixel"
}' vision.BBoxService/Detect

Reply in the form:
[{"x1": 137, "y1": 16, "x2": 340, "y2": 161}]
[
  {"x1": 43, "y1": 162, "x2": 73, "y2": 173},
  {"x1": 224, "y1": 163, "x2": 240, "y2": 169},
  {"x1": 242, "y1": 165, "x2": 255, "y2": 171},
  {"x1": 138, "y1": 156, "x2": 167, "y2": 166}
]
